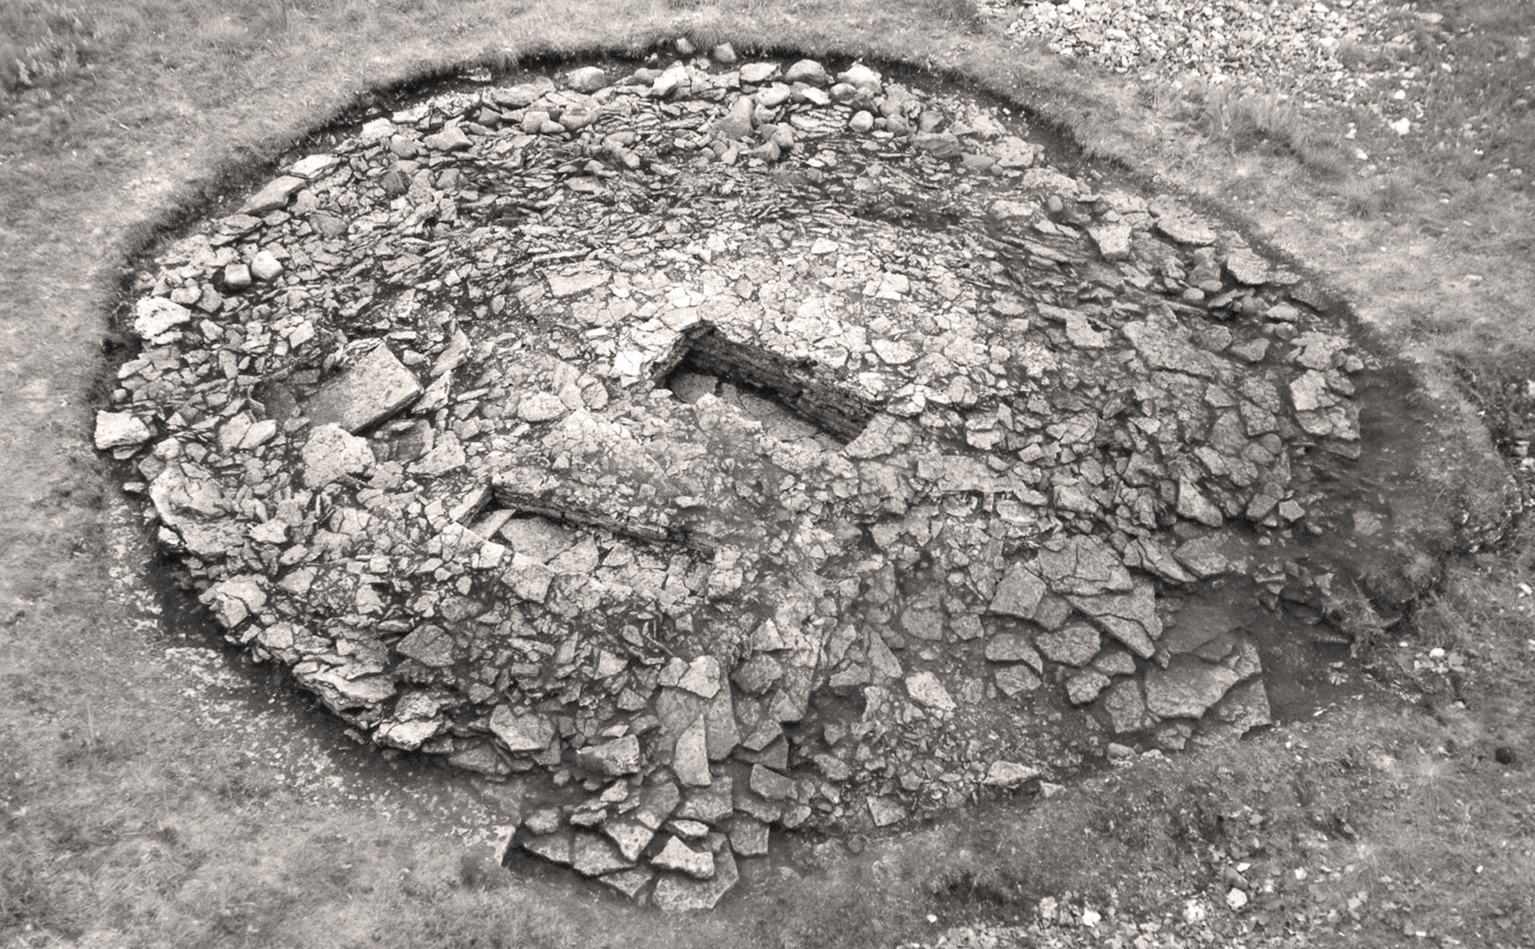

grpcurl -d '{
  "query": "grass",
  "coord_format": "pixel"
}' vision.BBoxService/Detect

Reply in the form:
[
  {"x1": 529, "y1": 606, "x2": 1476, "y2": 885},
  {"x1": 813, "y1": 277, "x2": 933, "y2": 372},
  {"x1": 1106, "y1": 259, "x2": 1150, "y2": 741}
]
[{"x1": 1, "y1": 0, "x2": 1535, "y2": 946}]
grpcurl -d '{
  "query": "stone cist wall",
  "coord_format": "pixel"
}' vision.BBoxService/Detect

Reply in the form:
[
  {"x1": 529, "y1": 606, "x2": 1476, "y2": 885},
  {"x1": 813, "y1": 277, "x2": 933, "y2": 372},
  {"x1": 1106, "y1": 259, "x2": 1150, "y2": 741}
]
[{"x1": 101, "y1": 51, "x2": 1386, "y2": 908}]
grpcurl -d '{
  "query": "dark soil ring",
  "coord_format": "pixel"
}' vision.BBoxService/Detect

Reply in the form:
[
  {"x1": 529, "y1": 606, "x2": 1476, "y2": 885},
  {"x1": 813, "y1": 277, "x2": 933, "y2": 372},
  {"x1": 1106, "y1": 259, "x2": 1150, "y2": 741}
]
[{"x1": 98, "y1": 50, "x2": 1500, "y2": 910}]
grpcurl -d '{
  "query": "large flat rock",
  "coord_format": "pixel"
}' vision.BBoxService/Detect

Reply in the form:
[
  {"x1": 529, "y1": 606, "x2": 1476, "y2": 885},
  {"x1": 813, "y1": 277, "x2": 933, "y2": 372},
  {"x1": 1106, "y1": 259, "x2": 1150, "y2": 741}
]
[{"x1": 305, "y1": 343, "x2": 421, "y2": 433}]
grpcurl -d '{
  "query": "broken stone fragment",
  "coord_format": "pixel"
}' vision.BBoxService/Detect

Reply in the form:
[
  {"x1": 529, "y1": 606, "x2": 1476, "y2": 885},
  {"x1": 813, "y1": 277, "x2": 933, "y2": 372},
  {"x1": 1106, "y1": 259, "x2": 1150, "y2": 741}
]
[
  {"x1": 202, "y1": 576, "x2": 267, "y2": 629},
  {"x1": 1208, "y1": 677, "x2": 1273, "y2": 733},
  {"x1": 1066, "y1": 670, "x2": 1110, "y2": 705},
  {"x1": 297, "y1": 667, "x2": 395, "y2": 710},
  {"x1": 1035, "y1": 624, "x2": 1101, "y2": 667},
  {"x1": 94, "y1": 411, "x2": 151, "y2": 450},
  {"x1": 249, "y1": 250, "x2": 283, "y2": 282},
  {"x1": 653, "y1": 848, "x2": 738, "y2": 912},
  {"x1": 867, "y1": 796, "x2": 907, "y2": 827},
  {"x1": 984, "y1": 632, "x2": 1041, "y2": 667},
  {"x1": 670, "y1": 715, "x2": 711, "y2": 787},
  {"x1": 904, "y1": 671, "x2": 956, "y2": 712},
  {"x1": 652, "y1": 836, "x2": 714, "y2": 880},
  {"x1": 287, "y1": 153, "x2": 338, "y2": 179},
  {"x1": 572, "y1": 832, "x2": 630, "y2": 877},
  {"x1": 717, "y1": 96, "x2": 755, "y2": 140},
  {"x1": 521, "y1": 827, "x2": 574, "y2": 866},
  {"x1": 599, "y1": 865, "x2": 655, "y2": 900},
  {"x1": 424, "y1": 125, "x2": 472, "y2": 151},
  {"x1": 1144, "y1": 653, "x2": 1248, "y2": 719},
  {"x1": 677, "y1": 656, "x2": 723, "y2": 698},
  {"x1": 603, "y1": 818, "x2": 655, "y2": 862},
  {"x1": 988, "y1": 563, "x2": 1048, "y2": 620},
  {"x1": 305, "y1": 343, "x2": 422, "y2": 433},
  {"x1": 576, "y1": 734, "x2": 641, "y2": 776},
  {"x1": 301, "y1": 424, "x2": 373, "y2": 487},
  {"x1": 1104, "y1": 678, "x2": 1150, "y2": 733},
  {"x1": 1068, "y1": 580, "x2": 1162, "y2": 659},
  {"x1": 132, "y1": 297, "x2": 192, "y2": 344},
  {"x1": 396, "y1": 624, "x2": 455, "y2": 666},
  {"x1": 748, "y1": 764, "x2": 794, "y2": 801},
  {"x1": 489, "y1": 706, "x2": 555, "y2": 753},
  {"x1": 1176, "y1": 477, "x2": 1225, "y2": 528},
  {"x1": 547, "y1": 269, "x2": 609, "y2": 298},
  {"x1": 1087, "y1": 222, "x2": 1131, "y2": 260},
  {"x1": 729, "y1": 817, "x2": 769, "y2": 856},
  {"x1": 239, "y1": 174, "x2": 306, "y2": 215},
  {"x1": 1036, "y1": 535, "x2": 1133, "y2": 596},
  {"x1": 982, "y1": 761, "x2": 1041, "y2": 788},
  {"x1": 995, "y1": 665, "x2": 1042, "y2": 697},
  {"x1": 1152, "y1": 205, "x2": 1218, "y2": 246}
]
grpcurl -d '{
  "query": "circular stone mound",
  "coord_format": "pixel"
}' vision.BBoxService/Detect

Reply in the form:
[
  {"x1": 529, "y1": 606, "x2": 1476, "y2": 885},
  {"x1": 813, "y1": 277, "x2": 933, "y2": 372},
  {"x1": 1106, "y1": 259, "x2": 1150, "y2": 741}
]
[{"x1": 101, "y1": 52, "x2": 1500, "y2": 907}]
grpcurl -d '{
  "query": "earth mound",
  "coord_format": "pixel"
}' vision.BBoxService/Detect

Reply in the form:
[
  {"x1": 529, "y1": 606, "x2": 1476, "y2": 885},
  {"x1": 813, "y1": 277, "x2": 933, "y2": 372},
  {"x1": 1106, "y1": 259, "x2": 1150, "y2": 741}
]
[{"x1": 98, "y1": 50, "x2": 1507, "y2": 909}]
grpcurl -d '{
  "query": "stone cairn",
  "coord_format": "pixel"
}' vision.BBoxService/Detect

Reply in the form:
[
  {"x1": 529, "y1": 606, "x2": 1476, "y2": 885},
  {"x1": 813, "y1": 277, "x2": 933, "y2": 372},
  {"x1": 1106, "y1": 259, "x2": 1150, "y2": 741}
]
[{"x1": 99, "y1": 50, "x2": 1376, "y2": 909}]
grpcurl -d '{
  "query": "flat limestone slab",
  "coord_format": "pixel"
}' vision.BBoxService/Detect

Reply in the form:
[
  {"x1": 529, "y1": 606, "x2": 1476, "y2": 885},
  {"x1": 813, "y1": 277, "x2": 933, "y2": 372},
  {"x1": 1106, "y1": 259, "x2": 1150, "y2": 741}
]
[{"x1": 305, "y1": 343, "x2": 421, "y2": 433}]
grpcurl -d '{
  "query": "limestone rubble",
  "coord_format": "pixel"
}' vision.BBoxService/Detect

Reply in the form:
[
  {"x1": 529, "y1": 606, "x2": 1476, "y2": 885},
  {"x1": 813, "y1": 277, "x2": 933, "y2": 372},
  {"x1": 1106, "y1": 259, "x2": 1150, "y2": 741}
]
[{"x1": 101, "y1": 52, "x2": 1397, "y2": 907}]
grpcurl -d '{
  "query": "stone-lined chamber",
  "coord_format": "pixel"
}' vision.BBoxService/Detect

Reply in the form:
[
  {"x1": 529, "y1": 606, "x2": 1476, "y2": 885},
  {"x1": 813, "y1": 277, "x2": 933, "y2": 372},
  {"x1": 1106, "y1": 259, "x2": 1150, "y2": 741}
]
[{"x1": 97, "y1": 51, "x2": 1463, "y2": 910}]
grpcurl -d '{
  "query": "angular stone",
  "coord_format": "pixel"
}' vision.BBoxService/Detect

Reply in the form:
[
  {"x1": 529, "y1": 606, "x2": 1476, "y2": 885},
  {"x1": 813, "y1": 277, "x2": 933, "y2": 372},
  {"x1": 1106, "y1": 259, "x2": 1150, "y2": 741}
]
[
  {"x1": 603, "y1": 817, "x2": 656, "y2": 863},
  {"x1": 1036, "y1": 535, "x2": 1133, "y2": 596},
  {"x1": 676, "y1": 778, "x2": 734, "y2": 823},
  {"x1": 572, "y1": 832, "x2": 631, "y2": 876},
  {"x1": 132, "y1": 297, "x2": 192, "y2": 344},
  {"x1": 984, "y1": 632, "x2": 1041, "y2": 667},
  {"x1": 396, "y1": 624, "x2": 455, "y2": 667},
  {"x1": 1144, "y1": 655, "x2": 1244, "y2": 719},
  {"x1": 1209, "y1": 677, "x2": 1272, "y2": 733},
  {"x1": 1087, "y1": 222, "x2": 1131, "y2": 260},
  {"x1": 653, "y1": 848, "x2": 738, "y2": 912},
  {"x1": 672, "y1": 715, "x2": 711, "y2": 787},
  {"x1": 1177, "y1": 477, "x2": 1225, "y2": 528},
  {"x1": 489, "y1": 707, "x2": 555, "y2": 753},
  {"x1": 988, "y1": 564, "x2": 1048, "y2": 619},
  {"x1": 424, "y1": 125, "x2": 472, "y2": 151},
  {"x1": 1153, "y1": 210, "x2": 1218, "y2": 246},
  {"x1": 995, "y1": 665, "x2": 1042, "y2": 697},
  {"x1": 652, "y1": 836, "x2": 714, "y2": 880},
  {"x1": 729, "y1": 816, "x2": 769, "y2": 856},
  {"x1": 1104, "y1": 678, "x2": 1149, "y2": 733},
  {"x1": 598, "y1": 865, "x2": 655, "y2": 900},
  {"x1": 982, "y1": 761, "x2": 1041, "y2": 788},
  {"x1": 576, "y1": 734, "x2": 641, "y2": 776},
  {"x1": 732, "y1": 655, "x2": 782, "y2": 694},
  {"x1": 749, "y1": 764, "x2": 794, "y2": 801},
  {"x1": 904, "y1": 671, "x2": 955, "y2": 712},
  {"x1": 240, "y1": 175, "x2": 306, "y2": 214},
  {"x1": 288, "y1": 154, "x2": 338, "y2": 179},
  {"x1": 1068, "y1": 580, "x2": 1162, "y2": 659},
  {"x1": 1065, "y1": 670, "x2": 1110, "y2": 705},
  {"x1": 868, "y1": 796, "x2": 906, "y2": 827},
  {"x1": 301, "y1": 424, "x2": 373, "y2": 487},
  {"x1": 1034, "y1": 624, "x2": 1100, "y2": 667},
  {"x1": 677, "y1": 656, "x2": 722, "y2": 698},
  {"x1": 521, "y1": 827, "x2": 573, "y2": 866},
  {"x1": 548, "y1": 270, "x2": 609, "y2": 298},
  {"x1": 95, "y1": 410, "x2": 151, "y2": 450},
  {"x1": 306, "y1": 344, "x2": 422, "y2": 433},
  {"x1": 249, "y1": 250, "x2": 283, "y2": 282}
]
